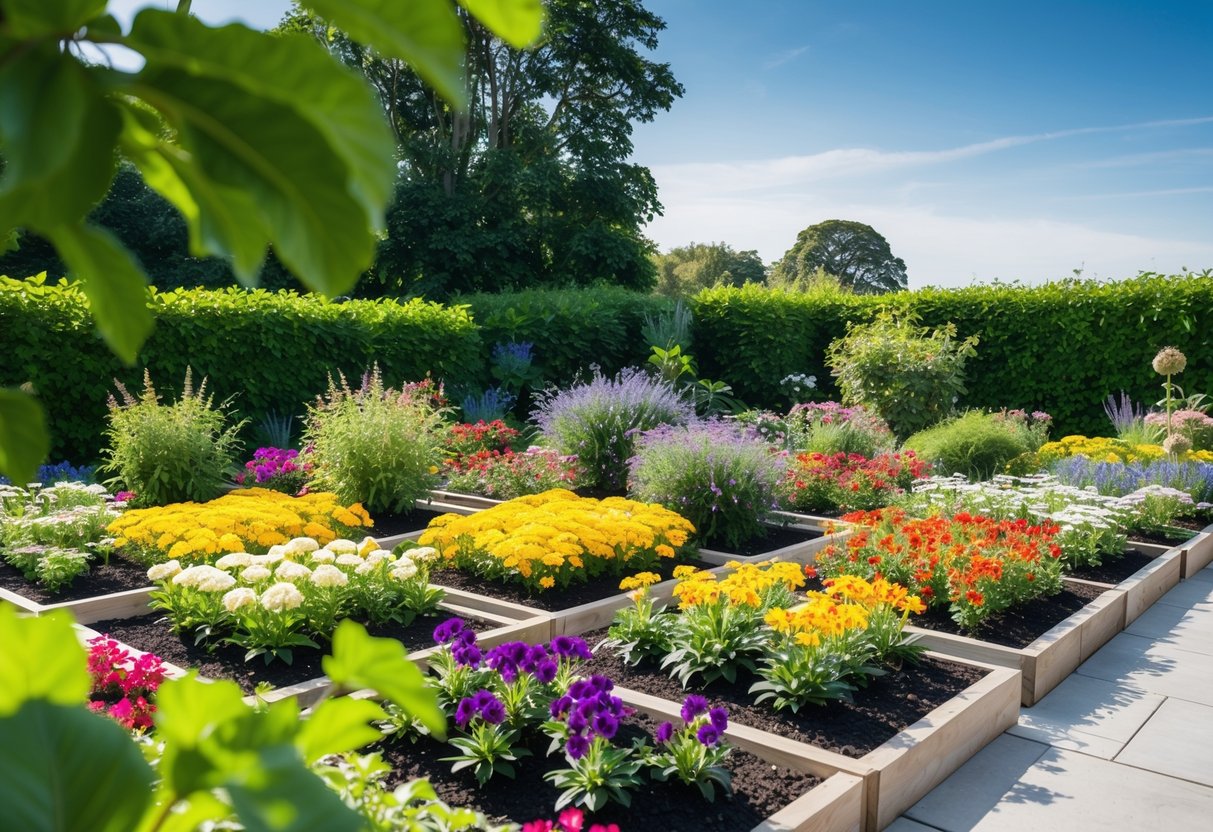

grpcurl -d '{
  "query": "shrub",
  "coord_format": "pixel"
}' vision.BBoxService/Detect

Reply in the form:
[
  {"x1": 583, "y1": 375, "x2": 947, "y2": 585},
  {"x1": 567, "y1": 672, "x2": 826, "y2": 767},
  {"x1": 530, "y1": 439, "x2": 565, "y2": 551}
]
[
  {"x1": 626, "y1": 420, "x2": 786, "y2": 549},
  {"x1": 303, "y1": 367, "x2": 446, "y2": 514},
  {"x1": 532, "y1": 368, "x2": 694, "y2": 493},
  {"x1": 826, "y1": 311, "x2": 978, "y2": 438},
  {"x1": 442, "y1": 420, "x2": 520, "y2": 460},
  {"x1": 902, "y1": 411, "x2": 1033, "y2": 480},
  {"x1": 780, "y1": 451, "x2": 931, "y2": 514},
  {"x1": 443, "y1": 448, "x2": 583, "y2": 500},
  {"x1": 417, "y1": 489, "x2": 695, "y2": 593},
  {"x1": 108, "y1": 488, "x2": 372, "y2": 565},
  {"x1": 234, "y1": 447, "x2": 311, "y2": 495},
  {"x1": 100, "y1": 369, "x2": 244, "y2": 506},
  {"x1": 784, "y1": 401, "x2": 895, "y2": 456}
]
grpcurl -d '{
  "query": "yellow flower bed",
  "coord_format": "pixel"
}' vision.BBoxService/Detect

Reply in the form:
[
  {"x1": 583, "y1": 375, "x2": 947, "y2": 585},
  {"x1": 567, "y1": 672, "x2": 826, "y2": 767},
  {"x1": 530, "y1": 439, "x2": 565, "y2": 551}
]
[
  {"x1": 109, "y1": 488, "x2": 373, "y2": 564},
  {"x1": 1036, "y1": 435, "x2": 1213, "y2": 465},
  {"x1": 417, "y1": 488, "x2": 694, "y2": 591},
  {"x1": 670, "y1": 560, "x2": 806, "y2": 608}
]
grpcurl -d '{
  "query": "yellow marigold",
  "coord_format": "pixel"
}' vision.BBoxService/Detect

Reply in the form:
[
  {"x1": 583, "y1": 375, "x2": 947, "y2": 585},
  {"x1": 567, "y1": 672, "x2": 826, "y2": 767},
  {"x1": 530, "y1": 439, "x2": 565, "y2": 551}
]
[
  {"x1": 539, "y1": 576, "x2": 556, "y2": 589},
  {"x1": 672, "y1": 565, "x2": 700, "y2": 578},
  {"x1": 619, "y1": 572, "x2": 663, "y2": 591}
]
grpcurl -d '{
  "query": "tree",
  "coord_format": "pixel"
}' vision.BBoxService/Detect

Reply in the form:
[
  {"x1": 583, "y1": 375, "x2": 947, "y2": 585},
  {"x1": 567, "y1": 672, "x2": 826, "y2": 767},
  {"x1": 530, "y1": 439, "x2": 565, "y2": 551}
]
[
  {"x1": 770, "y1": 220, "x2": 908, "y2": 294},
  {"x1": 652, "y1": 241, "x2": 766, "y2": 298},
  {"x1": 0, "y1": 0, "x2": 543, "y2": 483},
  {"x1": 285, "y1": 0, "x2": 684, "y2": 298}
]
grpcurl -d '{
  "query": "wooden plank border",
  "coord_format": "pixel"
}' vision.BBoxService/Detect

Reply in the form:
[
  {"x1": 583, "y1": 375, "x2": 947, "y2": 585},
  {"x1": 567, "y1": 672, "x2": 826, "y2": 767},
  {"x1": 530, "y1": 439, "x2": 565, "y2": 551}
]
[
  {"x1": 1066, "y1": 542, "x2": 1184, "y2": 626},
  {"x1": 1180, "y1": 524, "x2": 1213, "y2": 578}
]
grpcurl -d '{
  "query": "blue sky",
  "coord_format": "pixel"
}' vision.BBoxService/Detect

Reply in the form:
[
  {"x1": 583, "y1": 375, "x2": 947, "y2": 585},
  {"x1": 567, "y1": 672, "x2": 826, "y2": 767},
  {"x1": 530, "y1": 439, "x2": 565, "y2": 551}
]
[{"x1": 111, "y1": 1, "x2": 1213, "y2": 287}]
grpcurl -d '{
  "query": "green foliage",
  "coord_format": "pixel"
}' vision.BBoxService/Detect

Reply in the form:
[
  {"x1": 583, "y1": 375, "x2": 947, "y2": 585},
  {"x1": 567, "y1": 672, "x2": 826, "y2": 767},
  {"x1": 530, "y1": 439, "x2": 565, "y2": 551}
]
[
  {"x1": 827, "y1": 311, "x2": 978, "y2": 438},
  {"x1": 0, "y1": 278, "x2": 483, "y2": 462},
  {"x1": 770, "y1": 219, "x2": 907, "y2": 294},
  {"x1": 0, "y1": 387, "x2": 49, "y2": 484},
  {"x1": 652, "y1": 241, "x2": 765, "y2": 298},
  {"x1": 903, "y1": 411, "x2": 1034, "y2": 481},
  {"x1": 303, "y1": 367, "x2": 446, "y2": 514},
  {"x1": 692, "y1": 274, "x2": 1213, "y2": 438},
  {"x1": 101, "y1": 368, "x2": 244, "y2": 505}
]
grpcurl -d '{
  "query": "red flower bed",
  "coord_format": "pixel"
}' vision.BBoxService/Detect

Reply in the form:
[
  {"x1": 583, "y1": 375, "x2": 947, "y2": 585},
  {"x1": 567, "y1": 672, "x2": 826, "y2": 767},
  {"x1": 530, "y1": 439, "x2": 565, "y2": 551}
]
[{"x1": 780, "y1": 451, "x2": 931, "y2": 513}]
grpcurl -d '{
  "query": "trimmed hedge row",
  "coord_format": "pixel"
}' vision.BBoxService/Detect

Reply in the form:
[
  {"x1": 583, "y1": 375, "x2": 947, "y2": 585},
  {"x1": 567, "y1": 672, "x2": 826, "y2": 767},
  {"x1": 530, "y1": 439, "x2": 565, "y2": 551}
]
[
  {"x1": 4, "y1": 274, "x2": 1211, "y2": 462},
  {"x1": 692, "y1": 274, "x2": 1213, "y2": 437},
  {"x1": 0, "y1": 278, "x2": 483, "y2": 462}
]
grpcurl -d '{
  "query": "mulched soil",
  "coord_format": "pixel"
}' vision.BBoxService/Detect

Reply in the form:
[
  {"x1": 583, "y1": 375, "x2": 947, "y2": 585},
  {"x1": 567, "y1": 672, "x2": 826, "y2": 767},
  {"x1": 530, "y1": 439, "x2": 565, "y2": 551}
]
[
  {"x1": 430, "y1": 557, "x2": 714, "y2": 612},
  {"x1": 0, "y1": 554, "x2": 150, "y2": 604},
  {"x1": 906, "y1": 581, "x2": 1108, "y2": 648},
  {"x1": 579, "y1": 627, "x2": 985, "y2": 758},
  {"x1": 1066, "y1": 548, "x2": 1156, "y2": 585},
  {"x1": 1127, "y1": 519, "x2": 1206, "y2": 548},
  {"x1": 367, "y1": 506, "x2": 454, "y2": 539},
  {"x1": 88, "y1": 611, "x2": 491, "y2": 695},
  {"x1": 377, "y1": 710, "x2": 821, "y2": 831},
  {"x1": 699, "y1": 523, "x2": 823, "y2": 556}
]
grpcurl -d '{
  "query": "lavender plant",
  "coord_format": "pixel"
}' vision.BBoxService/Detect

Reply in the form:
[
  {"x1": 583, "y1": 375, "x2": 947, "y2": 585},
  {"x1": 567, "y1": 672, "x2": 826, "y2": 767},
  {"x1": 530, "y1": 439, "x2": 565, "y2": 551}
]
[
  {"x1": 1103, "y1": 391, "x2": 1161, "y2": 446},
  {"x1": 1051, "y1": 456, "x2": 1213, "y2": 516},
  {"x1": 460, "y1": 387, "x2": 516, "y2": 423},
  {"x1": 533, "y1": 368, "x2": 694, "y2": 493},
  {"x1": 627, "y1": 420, "x2": 785, "y2": 549}
]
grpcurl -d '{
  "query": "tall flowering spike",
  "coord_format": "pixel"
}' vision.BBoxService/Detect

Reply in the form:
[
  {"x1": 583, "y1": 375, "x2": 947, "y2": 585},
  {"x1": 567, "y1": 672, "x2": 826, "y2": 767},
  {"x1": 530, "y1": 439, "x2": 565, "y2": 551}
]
[{"x1": 1152, "y1": 346, "x2": 1187, "y2": 376}]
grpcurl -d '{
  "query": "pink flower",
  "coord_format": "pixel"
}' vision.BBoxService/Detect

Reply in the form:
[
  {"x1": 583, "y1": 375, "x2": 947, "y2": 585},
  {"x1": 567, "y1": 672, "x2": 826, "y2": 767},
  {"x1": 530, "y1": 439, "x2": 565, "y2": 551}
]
[{"x1": 558, "y1": 808, "x2": 584, "y2": 832}]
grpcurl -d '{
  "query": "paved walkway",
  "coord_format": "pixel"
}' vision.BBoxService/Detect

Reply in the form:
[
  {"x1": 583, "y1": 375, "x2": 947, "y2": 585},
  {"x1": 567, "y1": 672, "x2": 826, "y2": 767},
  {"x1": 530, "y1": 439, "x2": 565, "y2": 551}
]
[{"x1": 889, "y1": 564, "x2": 1213, "y2": 831}]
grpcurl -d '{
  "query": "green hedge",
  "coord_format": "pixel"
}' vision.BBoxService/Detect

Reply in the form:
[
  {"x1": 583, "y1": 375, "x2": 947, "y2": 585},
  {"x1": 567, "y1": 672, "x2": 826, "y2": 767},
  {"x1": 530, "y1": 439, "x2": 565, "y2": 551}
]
[
  {"x1": 0, "y1": 278, "x2": 483, "y2": 463},
  {"x1": 456, "y1": 285, "x2": 670, "y2": 392},
  {"x1": 691, "y1": 274, "x2": 1213, "y2": 437}
]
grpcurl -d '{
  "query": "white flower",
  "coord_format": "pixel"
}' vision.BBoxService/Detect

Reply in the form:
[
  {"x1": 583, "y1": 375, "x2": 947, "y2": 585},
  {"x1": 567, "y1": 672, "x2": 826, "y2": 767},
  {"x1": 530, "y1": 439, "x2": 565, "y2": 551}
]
[
  {"x1": 286, "y1": 537, "x2": 320, "y2": 555},
  {"x1": 241, "y1": 565, "x2": 273, "y2": 583},
  {"x1": 222, "y1": 587, "x2": 257, "y2": 612},
  {"x1": 275, "y1": 561, "x2": 313, "y2": 582},
  {"x1": 365, "y1": 549, "x2": 393, "y2": 566},
  {"x1": 355, "y1": 560, "x2": 376, "y2": 575},
  {"x1": 324, "y1": 538, "x2": 357, "y2": 554},
  {"x1": 267, "y1": 544, "x2": 287, "y2": 558},
  {"x1": 309, "y1": 550, "x2": 336, "y2": 564},
  {"x1": 216, "y1": 552, "x2": 253, "y2": 570},
  {"x1": 260, "y1": 581, "x2": 305, "y2": 612},
  {"x1": 389, "y1": 559, "x2": 419, "y2": 581},
  {"x1": 310, "y1": 564, "x2": 348, "y2": 588},
  {"x1": 358, "y1": 536, "x2": 379, "y2": 556},
  {"x1": 335, "y1": 553, "x2": 364, "y2": 568},
  {"x1": 147, "y1": 560, "x2": 182, "y2": 582},
  {"x1": 408, "y1": 546, "x2": 439, "y2": 564},
  {"x1": 173, "y1": 565, "x2": 236, "y2": 593},
  {"x1": 249, "y1": 551, "x2": 284, "y2": 566}
]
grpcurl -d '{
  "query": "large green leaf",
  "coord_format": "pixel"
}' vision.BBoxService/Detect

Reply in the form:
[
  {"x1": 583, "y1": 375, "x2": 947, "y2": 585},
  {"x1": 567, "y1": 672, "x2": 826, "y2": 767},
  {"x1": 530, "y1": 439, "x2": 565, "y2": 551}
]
[
  {"x1": 226, "y1": 745, "x2": 363, "y2": 832},
  {"x1": 0, "y1": 388, "x2": 50, "y2": 487},
  {"x1": 124, "y1": 11, "x2": 396, "y2": 296},
  {"x1": 302, "y1": 0, "x2": 468, "y2": 108},
  {"x1": 0, "y1": 0, "x2": 107, "y2": 38},
  {"x1": 458, "y1": 0, "x2": 545, "y2": 46},
  {"x1": 295, "y1": 698, "x2": 386, "y2": 765},
  {"x1": 0, "y1": 700, "x2": 153, "y2": 832},
  {"x1": 0, "y1": 46, "x2": 119, "y2": 233},
  {"x1": 0, "y1": 608, "x2": 88, "y2": 716},
  {"x1": 47, "y1": 224, "x2": 153, "y2": 364},
  {"x1": 322, "y1": 620, "x2": 446, "y2": 739}
]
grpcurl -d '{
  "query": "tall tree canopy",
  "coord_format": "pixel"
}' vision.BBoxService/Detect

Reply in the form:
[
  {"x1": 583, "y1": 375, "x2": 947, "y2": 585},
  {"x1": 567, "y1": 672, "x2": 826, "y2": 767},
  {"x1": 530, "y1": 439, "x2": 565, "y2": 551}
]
[
  {"x1": 652, "y1": 241, "x2": 766, "y2": 297},
  {"x1": 286, "y1": 0, "x2": 683, "y2": 298},
  {"x1": 770, "y1": 220, "x2": 908, "y2": 294}
]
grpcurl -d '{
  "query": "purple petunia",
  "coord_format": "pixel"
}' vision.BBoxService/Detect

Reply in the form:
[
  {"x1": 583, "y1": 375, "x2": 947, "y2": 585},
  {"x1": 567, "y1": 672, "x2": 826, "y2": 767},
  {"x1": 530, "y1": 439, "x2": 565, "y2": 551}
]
[
  {"x1": 550, "y1": 635, "x2": 593, "y2": 661},
  {"x1": 433, "y1": 617, "x2": 466, "y2": 646},
  {"x1": 708, "y1": 706, "x2": 728, "y2": 732},
  {"x1": 696, "y1": 724, "x2": 722, "y2": 746},
  {"x1": 681, "y1": 694, "x2": 709, "y2": 723},
  {"x1": 655, "y1": 721, "x2": 674, "y2": 744},
  {"x1": 455, "y1": 689, "x2": 507, "y2": 728},
  {"x1": 566, "y1": 733, "x2": 591, "y2": 760}
]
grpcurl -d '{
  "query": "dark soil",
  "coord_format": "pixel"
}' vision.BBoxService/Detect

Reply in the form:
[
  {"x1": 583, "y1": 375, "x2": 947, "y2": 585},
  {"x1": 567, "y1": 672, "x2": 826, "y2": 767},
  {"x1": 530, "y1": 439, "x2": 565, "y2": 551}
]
[
  {"x1": 89, "y1": 611, "x2": 491, "y2": 695},
  {"x1": 1127, "y1": 519, "x2": 1205, "y2": 547},
  {"x1": 377, "y1": 711, "x2": 821, "y2": 831},
  {"x1": 579, "y1": 628, "x2": 985, "y2": 758},
  {"x1": 368, "y1": 506, "x2": 454, "y2": 540},
  {"x1": 0, "y1": 554, "x2": 150, "y2": 604},
  {"x1": 699, "y1": 523, "x2": 822, "y2": 557},
  {"x1": 430, "y1": 557, "x2": 714, "y2": 612},
  {"x1": 907, "y1": 581, "x2": 1108, "y2": 648},
  {"x1": 1066, "y1": 548, "x2": 1156, "y2": 585}
]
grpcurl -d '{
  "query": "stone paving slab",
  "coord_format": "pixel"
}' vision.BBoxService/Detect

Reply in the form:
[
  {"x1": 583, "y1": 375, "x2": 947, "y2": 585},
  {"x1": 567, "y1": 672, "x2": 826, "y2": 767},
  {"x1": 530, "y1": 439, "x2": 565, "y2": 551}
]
[
  {"x1": 1125, "y1": 599, "x2": 1213, "y2": 654},
  {"x1": 1114, "y1": 697, "x2": 1213, "y2": 787},
  {"x1": 904, "y1": 734, "x2": 1213, "y2": 831},
  {"x1": 881, "y1": 819, "x2": 939, "y2": 832},
  {"x1": 1153, "y1": 574, "x2": 1213, "y2": 609},
  {"x1": 1073, "y1": 632, "x2": 1213, "y2": 706},
  {"x1": 1007, "y1": 673, "x2": 1164, "y2": 759}
]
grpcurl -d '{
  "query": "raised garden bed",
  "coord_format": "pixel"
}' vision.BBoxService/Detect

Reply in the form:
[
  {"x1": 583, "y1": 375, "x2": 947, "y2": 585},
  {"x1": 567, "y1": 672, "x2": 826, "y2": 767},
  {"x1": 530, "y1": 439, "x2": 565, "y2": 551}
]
[
  {"x1": 1066, "y1": 542, "x2": 1184, "y2": 626},
  {"x1": 554, "y1": 619, "x2": 1016, "y2": 832},
  {"x1": 1178, "y1": 523, "x2": 1213, "y2": 577}
]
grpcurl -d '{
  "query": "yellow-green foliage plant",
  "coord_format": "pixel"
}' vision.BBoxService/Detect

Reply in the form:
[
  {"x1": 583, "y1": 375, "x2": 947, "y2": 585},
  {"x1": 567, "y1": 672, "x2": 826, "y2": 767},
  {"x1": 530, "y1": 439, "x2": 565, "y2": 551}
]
[
  {"x1": 108, "y1": 488, "x2": 373, "y2": 565},
  {"x1": 417, "y1": 489, "x2": 695, "y2": 592}
]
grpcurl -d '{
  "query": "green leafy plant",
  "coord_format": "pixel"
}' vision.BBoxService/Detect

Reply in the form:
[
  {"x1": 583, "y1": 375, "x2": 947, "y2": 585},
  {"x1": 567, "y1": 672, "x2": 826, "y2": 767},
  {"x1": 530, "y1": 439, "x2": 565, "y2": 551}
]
[
  {"x1": 603, "y1": 572, "x2": 677, "y2": 666},
  {"x1": 826, "y1": 310, "x2": 978, "y2": 438},
  {"x1": 902, "y1": 410, "x2": 1034, "y2": 481},
  {"x1": 304, "y1": 366, "x2": 446, "y2": 514},
  {"x1": 0, "y1": 480, "x2": 118, "y2": 590},
  {"x1": 644, "y1": 697, "x2": 733, "y2": 801},
  {"x1": 100, "y1": 368, "x2": 244, "y2": 505}
]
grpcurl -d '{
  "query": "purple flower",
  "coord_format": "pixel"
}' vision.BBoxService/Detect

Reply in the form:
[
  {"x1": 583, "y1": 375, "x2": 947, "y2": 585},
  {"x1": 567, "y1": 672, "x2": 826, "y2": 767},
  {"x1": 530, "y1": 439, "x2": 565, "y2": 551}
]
[
  {"x1": 708, "y1": 706, "x2": 728, "y2": 732},
  {"x1": 533, "y1": 659, "x2": 558, "y2": 684},
  {"x1": 696, "y1": 724, "x2": 722, "y2": 746},
  {"x1": 481, "y1": 698, "x2": 506, "y2": 725},
  {"x1": 567, "y1": 710, "x2": 588, "y2": 733},
  {"x1": 592, "y1": 711, "x2": 619, "y2": 740},
  {"x1": 472, "y1": 689, "x2": 497, "y2": 709},
  {"x1": 681, "y1": 694, "x2": 709, "y2": 723},
  {"x1": 452, "y1": 642, "x2": 482, "y2": 668},
  {"x1": 588, "y1": 675, "x2": 614, "y2": 693},
  {"x1": 454, "y1": 698, "x2": 476, "y2": 728},
  {"x1": 568, "y1": 679, "x2": 592, "y2": 699},
  {"x1": 655, "y1": 721, "x2": 674, "y2": 744},
  {"x1": 566, "y1": 733, "x2": 591, "y2": 760},
  {"x1": 550, "y1": 695, "x2": 573, "y2": 718},
  {"x1": 550, "y1": 635, "x2": 592, "y2": 661},
  {"x1": 433, "y1": 618, "x2": 466, "y2": 646}
]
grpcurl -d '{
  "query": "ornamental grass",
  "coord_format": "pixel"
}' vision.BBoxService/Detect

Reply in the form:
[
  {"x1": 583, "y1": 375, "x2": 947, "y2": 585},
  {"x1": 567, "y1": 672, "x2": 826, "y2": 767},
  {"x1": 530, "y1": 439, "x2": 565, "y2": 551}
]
[
  {"x1": 416, "y1": 489, "x2": 694, "y2": 592},
  {"x1": 108, "y1": 487, "x2": 373, "y2": 566},
  {"x1": 817, "y1": 507, "x2": 1065, "y2": 631}
]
